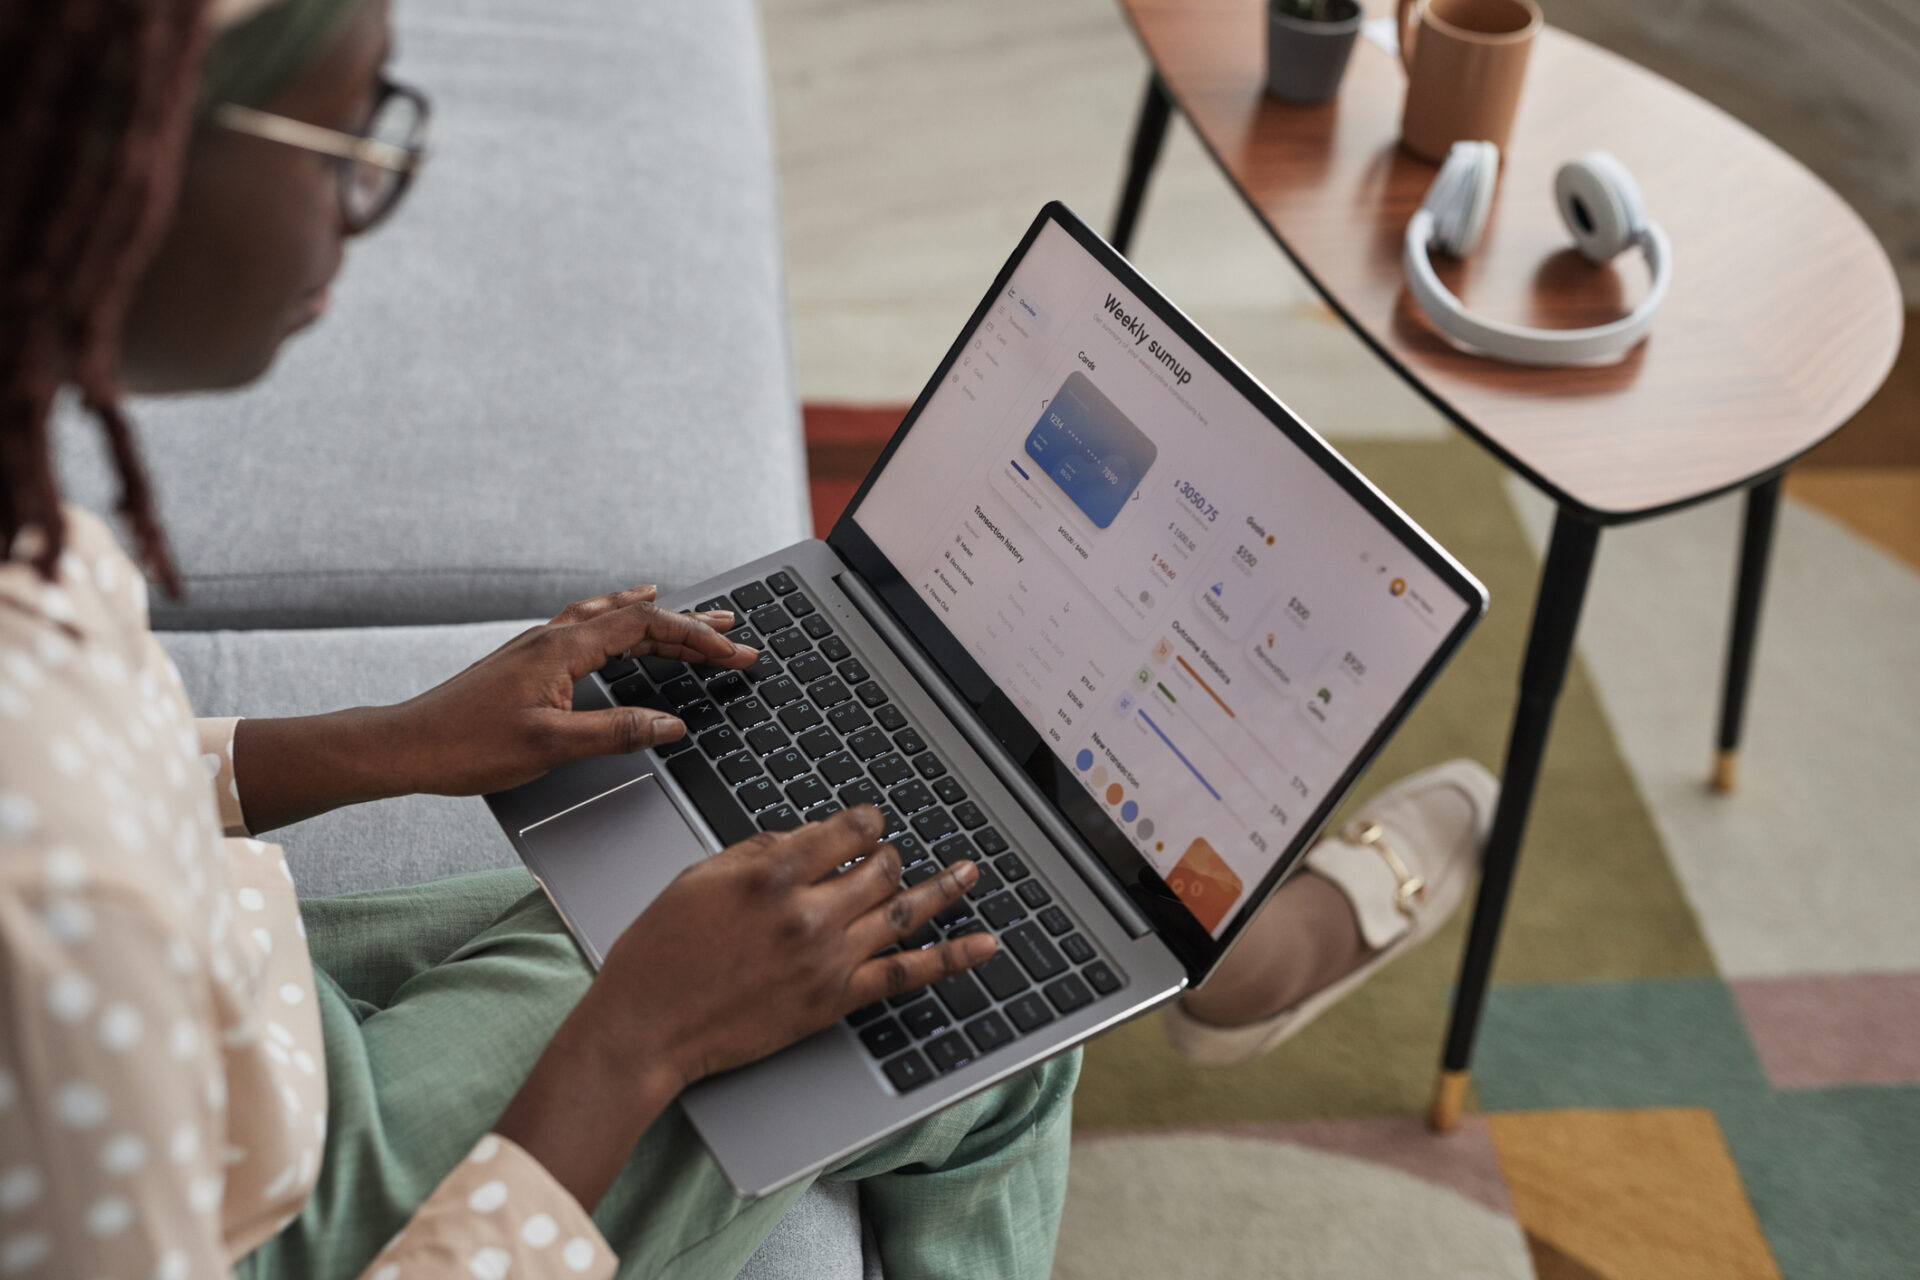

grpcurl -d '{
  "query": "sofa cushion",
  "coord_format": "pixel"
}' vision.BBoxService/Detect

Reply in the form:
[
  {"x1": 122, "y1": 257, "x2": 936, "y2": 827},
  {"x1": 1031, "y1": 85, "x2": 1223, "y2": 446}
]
[{"x1": 64, "y1": 0, "x2": 807, "y2": 630}]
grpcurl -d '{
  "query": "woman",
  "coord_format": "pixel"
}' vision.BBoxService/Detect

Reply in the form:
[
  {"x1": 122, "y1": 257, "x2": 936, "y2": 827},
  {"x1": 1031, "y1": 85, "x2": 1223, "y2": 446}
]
[{"x1": 0, "y1": 0, "x2": 1492, "y2": 1276}]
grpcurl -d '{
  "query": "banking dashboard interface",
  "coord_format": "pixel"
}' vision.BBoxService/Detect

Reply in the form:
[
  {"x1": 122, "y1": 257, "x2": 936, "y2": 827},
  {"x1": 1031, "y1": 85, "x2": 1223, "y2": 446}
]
[{"x1": 854, "y1": 222, "x2": 1469, "y2": 938}]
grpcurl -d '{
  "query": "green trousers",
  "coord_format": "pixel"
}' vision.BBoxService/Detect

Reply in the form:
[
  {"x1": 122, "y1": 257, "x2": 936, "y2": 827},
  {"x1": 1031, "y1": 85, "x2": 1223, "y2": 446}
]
[{"x1": 236, "y1": 869, "x2": 1079, "y2": 1280}]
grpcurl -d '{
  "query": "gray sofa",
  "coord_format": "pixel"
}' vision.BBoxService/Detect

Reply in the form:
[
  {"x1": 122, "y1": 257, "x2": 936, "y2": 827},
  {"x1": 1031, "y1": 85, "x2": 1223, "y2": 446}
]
[{"x1": 58, "y1": 0, "x2": 877, "y2": 1274}]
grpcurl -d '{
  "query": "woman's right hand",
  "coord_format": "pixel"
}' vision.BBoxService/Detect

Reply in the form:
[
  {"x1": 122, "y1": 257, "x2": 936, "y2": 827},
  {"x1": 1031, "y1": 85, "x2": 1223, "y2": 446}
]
[{"x1": 494, "y1": 806, "x2": 993, "y2": 1207}]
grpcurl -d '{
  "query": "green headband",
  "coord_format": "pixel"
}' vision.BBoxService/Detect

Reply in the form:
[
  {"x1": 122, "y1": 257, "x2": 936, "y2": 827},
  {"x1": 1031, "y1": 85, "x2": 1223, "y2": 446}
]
[{"x1": 198, "y1": 0, "x2": 365, "y2": 117}]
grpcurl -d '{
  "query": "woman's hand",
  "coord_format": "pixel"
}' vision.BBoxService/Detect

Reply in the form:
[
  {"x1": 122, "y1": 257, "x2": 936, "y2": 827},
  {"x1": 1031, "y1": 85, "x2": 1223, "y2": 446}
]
[
  {"x1": 494, "y1": 806, "x2": 995, "y2": 1208},
  {"x1": 230, "y1": 586, "x2": 756, "y2": 833}
]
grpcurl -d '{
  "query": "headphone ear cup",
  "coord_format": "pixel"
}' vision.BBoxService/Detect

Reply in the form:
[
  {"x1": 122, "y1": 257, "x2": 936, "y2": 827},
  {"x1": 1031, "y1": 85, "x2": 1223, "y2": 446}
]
[
  {"x1": 1427, "y1": 140, "x2": 1499, "y2": 257},
  {"x1": 1554, "y1": 151, "x2": 1645, "y2": 263}
]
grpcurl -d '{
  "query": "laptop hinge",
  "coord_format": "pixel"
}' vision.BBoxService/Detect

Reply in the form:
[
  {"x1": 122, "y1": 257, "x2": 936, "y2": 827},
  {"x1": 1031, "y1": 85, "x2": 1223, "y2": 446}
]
[{"x1": 835, "y1": 570, "x2": 1156, "y2": 940}]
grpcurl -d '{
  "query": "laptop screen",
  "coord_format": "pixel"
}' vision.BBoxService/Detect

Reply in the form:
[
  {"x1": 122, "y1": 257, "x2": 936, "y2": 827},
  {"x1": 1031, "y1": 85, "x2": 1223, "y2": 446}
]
[{"x1": 835, "y1": 208, "x2": 1482, "y2": 972}]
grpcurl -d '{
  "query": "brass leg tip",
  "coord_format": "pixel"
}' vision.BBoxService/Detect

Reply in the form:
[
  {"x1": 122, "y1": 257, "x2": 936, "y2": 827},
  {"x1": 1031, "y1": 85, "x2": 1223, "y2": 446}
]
[
  {"x1": 1711, "y1": 749, "x2": 1738, "y2": 794},
  {"x1": 1429, "y1": 1070, "x2": 1469, "y2": 1132}
]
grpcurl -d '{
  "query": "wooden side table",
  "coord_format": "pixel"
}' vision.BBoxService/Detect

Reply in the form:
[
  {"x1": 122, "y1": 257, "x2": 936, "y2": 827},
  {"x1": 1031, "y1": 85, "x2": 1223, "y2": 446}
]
[{"x1": 1109, "y1": 0, "x2": 1902, "y2": 1128}]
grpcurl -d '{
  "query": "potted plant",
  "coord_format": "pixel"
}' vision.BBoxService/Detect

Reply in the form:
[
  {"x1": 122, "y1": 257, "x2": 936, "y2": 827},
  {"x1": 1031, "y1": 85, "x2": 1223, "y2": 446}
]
[{"x1": 1266, "y1": 0, "x2": 1365, "y2": 104}]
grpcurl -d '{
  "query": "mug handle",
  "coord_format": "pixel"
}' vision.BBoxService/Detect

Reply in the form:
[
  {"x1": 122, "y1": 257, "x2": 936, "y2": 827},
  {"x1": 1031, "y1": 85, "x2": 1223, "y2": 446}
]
[{"x1": 1397, "y1": 0, "x2": 1419, "y2": 73}]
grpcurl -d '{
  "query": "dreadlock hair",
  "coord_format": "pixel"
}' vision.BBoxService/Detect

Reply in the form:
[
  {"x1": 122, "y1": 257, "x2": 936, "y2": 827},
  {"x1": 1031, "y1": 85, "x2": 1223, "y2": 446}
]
[{"x1": 0, "y1": 0, "x2": 215, "y2": 598}]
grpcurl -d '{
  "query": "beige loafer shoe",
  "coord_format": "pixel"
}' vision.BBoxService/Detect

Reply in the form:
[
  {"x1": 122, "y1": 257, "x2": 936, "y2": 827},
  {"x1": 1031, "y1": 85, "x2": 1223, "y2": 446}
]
[{"x1": 1164, "y1": 759, "x2": 1498, "y2": 1066}]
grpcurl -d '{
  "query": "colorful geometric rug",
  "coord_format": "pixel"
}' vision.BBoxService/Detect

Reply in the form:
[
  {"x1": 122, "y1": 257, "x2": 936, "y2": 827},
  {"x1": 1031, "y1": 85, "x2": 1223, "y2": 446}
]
[{"x1": 803, "y1": 404, "x2": 1920, "y2": 1280}]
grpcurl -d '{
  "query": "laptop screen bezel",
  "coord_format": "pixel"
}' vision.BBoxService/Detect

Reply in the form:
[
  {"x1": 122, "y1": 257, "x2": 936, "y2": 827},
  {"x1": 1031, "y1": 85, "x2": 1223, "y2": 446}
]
[{"x1": 828, "y1": 202, "x2": 1487, "y2": 983}]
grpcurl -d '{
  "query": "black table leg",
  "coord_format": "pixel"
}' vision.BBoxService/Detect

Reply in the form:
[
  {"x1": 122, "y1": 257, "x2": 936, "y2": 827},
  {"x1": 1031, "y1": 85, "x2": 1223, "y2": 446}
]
[
  {"x1": 1431, "y1": 506, "x2": 1602, "y2": 1131},
  {"x1": 1110, "y1": 73, "x2": 1172, "y2": 256},
  {"x1": 1711, "y1": 475, "x2": 1782, "y2": 794}
]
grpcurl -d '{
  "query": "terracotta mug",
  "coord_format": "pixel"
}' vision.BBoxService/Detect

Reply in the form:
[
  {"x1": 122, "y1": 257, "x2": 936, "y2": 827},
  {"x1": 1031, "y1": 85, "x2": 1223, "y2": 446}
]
[{"x1": 1396, "y1": 0, "x2": 1542, "y2": 163}]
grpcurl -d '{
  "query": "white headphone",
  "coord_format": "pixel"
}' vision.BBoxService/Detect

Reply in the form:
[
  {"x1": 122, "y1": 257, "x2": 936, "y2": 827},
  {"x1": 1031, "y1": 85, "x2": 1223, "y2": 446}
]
[{"x1": 1402, "y1": 141, "x2": 1672, "y2": 367}]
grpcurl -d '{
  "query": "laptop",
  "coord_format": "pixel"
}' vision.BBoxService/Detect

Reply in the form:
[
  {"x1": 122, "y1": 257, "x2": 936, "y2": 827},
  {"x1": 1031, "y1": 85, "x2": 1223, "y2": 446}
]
[{"x1": 487, "y1": 203, "x2": 1487, "y2": 1198}]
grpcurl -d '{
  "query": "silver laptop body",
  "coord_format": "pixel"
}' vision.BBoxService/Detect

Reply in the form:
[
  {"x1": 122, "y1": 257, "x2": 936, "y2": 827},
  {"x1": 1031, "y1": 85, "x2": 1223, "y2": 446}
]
[{"x1": 487, "y1": 204, "x2": 1486, "y2": 1198}]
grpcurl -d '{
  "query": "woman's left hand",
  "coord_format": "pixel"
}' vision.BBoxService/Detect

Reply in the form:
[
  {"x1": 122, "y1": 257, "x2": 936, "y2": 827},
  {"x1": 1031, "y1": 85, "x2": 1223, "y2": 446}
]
[{"x1": 230, "y1": 586, "x2": 757, "y2": 833}]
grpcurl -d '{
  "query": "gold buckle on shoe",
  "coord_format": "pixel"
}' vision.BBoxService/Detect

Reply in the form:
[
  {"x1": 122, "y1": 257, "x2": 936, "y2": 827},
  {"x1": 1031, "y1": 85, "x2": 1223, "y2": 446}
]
[{"x1": 1341, "y1": 819, "x2": 1426, "y2": 916}]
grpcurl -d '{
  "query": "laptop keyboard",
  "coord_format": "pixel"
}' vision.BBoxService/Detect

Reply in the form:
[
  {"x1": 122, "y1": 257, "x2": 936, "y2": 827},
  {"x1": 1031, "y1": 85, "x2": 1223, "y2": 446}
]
[{"x1": 596, "y1": 571, "x2": 1127, "y2": 1093}]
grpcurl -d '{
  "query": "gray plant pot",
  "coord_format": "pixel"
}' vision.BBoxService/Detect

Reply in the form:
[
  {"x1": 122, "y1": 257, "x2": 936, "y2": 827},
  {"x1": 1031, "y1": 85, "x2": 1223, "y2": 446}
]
[{"x1": 1266, "y1": 0, "x2": 1364, "y2": 105}]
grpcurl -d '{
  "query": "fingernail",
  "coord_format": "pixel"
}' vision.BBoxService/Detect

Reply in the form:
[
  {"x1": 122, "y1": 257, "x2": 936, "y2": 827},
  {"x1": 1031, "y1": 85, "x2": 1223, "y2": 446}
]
[
  {"x1": 968, "y1": 932, "x2": 998, "y2": 957},
  {"x1": 954, "y1": 859, "x2": 978, "y2": 887},
  {"x1": 702, "y1": 609, "x2": 734, "y2": 624},
  {"x1": 656, "y1": 716, "x2": 685, "y2": 740}
]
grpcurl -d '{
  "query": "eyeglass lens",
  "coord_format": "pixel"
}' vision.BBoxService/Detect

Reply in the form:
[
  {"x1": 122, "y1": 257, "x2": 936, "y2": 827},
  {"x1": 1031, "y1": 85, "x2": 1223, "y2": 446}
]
[{"x1": 344, "y1": 89, "x2": 425, "y2": 227}]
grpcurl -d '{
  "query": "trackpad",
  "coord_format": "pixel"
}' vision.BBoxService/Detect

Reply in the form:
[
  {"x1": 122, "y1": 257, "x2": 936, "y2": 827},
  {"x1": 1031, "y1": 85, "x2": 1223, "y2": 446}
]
[{"x1": 519, "y1": 773, "x2": 709, "y2": 968}]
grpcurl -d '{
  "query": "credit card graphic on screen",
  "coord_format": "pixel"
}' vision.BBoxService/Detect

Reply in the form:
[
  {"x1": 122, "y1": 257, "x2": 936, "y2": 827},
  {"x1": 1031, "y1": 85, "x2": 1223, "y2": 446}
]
[{"x1": 1024, "y1": 371, "x2": 1157, "y2": 529}]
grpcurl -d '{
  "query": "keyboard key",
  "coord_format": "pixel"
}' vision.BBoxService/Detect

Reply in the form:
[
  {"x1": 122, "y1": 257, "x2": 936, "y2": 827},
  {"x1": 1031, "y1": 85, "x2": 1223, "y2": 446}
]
[
  {"x1": 977, "y1": 892, "x2": 1025, "y2": 930},
  {"x1": 785, "y1": 775, "x2": 830, "y2": 810},
  {"x1": 744, "y1": 723, "x2": 789, "y2": 755},
  {"x1": 808, "y1": 677, "x2": 853, "y2": 708},
  {"x1": 932, "y1": 777, "x2": 967, "y2": 806},
  {"x1": 728, "y1": 626, "x2": 760, "y2": 650},
  {"x1": 1060, "y1": 934, "x2": 1095, "y2": 965},
  {"x1": 893, "y1": 834, "x2": 928, "y2": 866},
  {"x1": 966, "y1": 863, "x2": 1005, "y2": 899},
  {"x1": 778, "y1": 701, "x2": 824, "y2": 733},
  {"x1": 716, "y1": 751, "x2": 762, "y2": 785},
  {"x1": 856, "y1": 681, "x2": 890, "y2": 708},
  {"x1": 953, "y1": 801, "x2": 985, "y2": 830},
  {"x1": 819, "y1": 635, "x2": 852, "y2": 663},
  {"x1": 837, "y1": 778, "x2": 881, "y2": 809},
  {"x1": 974, "y1": 952, "x2": 1030, "y2": 1001},
  {"x1": 800, "y1": 614, "x2": 834, "y2": 639},
  {"x1": 875, "y1": 705, "x2": 908, "y2": 732},
  {"x1": 656, "y1": 735, "x2": 696, "y2": 757},
  {"x1": 1039, "y1": 906, "x2": 1073, "y2": 936},
  {"x1": 797, "y1": 726, "x2": 839, "y2": 760},
  {"x1": 818, "y1": 751, "x2": 863, "y2": 786},
  {"x1": 680, "y1": 701, "x2": 723, "y2": 734},
  {"x1": 973, "y1": 827, "x2": 1008, "y2": 856},
  {"x1": 846, "y1": 1001, "x2": 885, "y2": 1026},
  {"x1": 877, "y1": 806, "x2": 906, "y2": 839},
  {"x1": 946, "y1": 919, "x2": 986, "y2": 939},
  {"x1": 868, "y1": 753, "x2": 913, "y2": 787},
  {"x1": 882, "y1": 1050, "x2": 934, "y2": 1093},
  {"x1": 641, "y1": 656, "x2": 684, "y2": 683},
  {"x1": 900, "y1": 999, "x2": 950, "y2": 1039},
  {"x1": 1083, "y1": 961, "x2": 1122, "y2": 995},
  {"x1": 735, "y1": 776, "x2": 780, "y2": 812},
  {"x1": 902, "y1": 863, "x2": 939, "y2": 888},
  {"x1": 765, "y1": 571, "x2": 797, "y2": 595},
  {"x1": 1005, "y1": 993, "x2": 1055, "y2": 1034},
  {"x1": 995, "y1": 852, "x2": 1030, "y2": 882},
  {"x1": 803, "y1": 802, "x2": 841, "y2": 824},
  {"x1": 787, "y1": 651, "x2": 831, "y2": 684},
  {"x1": 785, "y1": 592, "x2": 815, "y2": 617},
  {"x1": 743, "y1": 652, "x2": 781, "y2": 684},
  {"x1": 1043, "y1": 973, "x2": 1093, "y2": 1014},
  {"x1": 663, "y1": 675, "x2": 705, "y2": 709},
  {"x1": 965, "y1": 1011, "x2": 1015, "y2": 1054},
  {"x1": 696, "y1": 597, "x2": 731, "y2": 614},
  {"x1": 827, "y1": 702, "x2": 872, "y2": 735},
  {"x1": 758, "y1": 804, "x2": 801, "y2": 832},
  {"x1": 1003, "y1": 923, "x2": 1067, "y2": 981},
  {"x1": 838, "y1": 658, "x2": 870, "y2": 684},
  {"x1": 932, "y1": 835, "x2": 972, "y2": 866},
  {"x1": 859, "y1": 1018, "x2": 907, "y2": 1058},
  {"x1": 749, "y1": 603, "x2": 792, "y2": 634},
  {"x1": 665, "y1": 752, "x2": 756, "y2": 846},
  {"x1": 932, "y1": 972, "x2": 991, "y2": 1021},
  {"x1": 901, "y1": 922, "x2": 939, "y2": 950},
  {"x1": 765, "y1": 748, "x2": 809, "y2": 783},
  {"x1": 914, "y1": 754, "x2": 947, "y2": 780},
  {"x1": 726, "y1": 697, "x2": 771, "y2": 729},
  {"x1": 759, "y1": 675, "x2": 804, "y2": 708},
  {"x1": 730, "y1": 582, "x2": 775, "y2": 612},
  {"x1": 1016, "y1": 880, "x2": 1052, "y2": 910},
  {"x1": 705, "y1": 670, "x2": 750, "y2": 704},
  {"x1": 768, "y1": 628, "x2": 811, "y2": 659},
  {"x1": 891, "y1": 780, "x2": 936, "y2": 814},
  {"x1": 925, "y1": 1032, "x2": 974, "y2": 1074},
  {"x1": 910, "y1": 808, "x2": 958, "y2": 842},
  {"x1": 698, "y1": 726, "x2": 742, "y2": 759},
  {"x1": 849, "y1": 727, "x2": 891, "y2": 761},
  {"x1": 894, "y1": 727, "x2": 927, "y2": 755},
  {"x1": 933, "y1": 900, "x2": 971, "y2": 931},
  {"x1": 608, "y1": 673, "x2": 660, "y2": 709},
  {"x1": 599, "y1": 654, "x2": 639, "y2": 682}
]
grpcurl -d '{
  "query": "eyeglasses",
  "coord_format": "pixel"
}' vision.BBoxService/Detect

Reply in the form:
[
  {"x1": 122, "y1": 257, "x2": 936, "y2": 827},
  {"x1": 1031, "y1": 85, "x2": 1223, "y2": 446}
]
[{"x1": 212, "y1": 78, "x2": 431, "y2": 233}]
